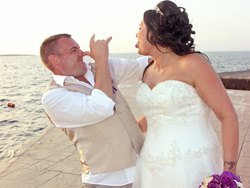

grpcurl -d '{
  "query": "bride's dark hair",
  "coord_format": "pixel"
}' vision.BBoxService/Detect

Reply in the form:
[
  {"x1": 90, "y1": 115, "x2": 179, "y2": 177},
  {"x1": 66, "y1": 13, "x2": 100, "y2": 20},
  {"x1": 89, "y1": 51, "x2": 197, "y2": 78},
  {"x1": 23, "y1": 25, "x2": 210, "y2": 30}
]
[{"x1": 144, "y1": 0, "x2": 196, "y2": 56}]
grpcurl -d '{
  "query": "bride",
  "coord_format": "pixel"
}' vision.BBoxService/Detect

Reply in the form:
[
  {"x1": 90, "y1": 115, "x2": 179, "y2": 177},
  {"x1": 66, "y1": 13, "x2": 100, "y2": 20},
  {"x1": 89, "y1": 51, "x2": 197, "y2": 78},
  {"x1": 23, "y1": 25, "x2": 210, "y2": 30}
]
[{"x1": 133, "y1": 1, "x2": 240, "y2": 187}]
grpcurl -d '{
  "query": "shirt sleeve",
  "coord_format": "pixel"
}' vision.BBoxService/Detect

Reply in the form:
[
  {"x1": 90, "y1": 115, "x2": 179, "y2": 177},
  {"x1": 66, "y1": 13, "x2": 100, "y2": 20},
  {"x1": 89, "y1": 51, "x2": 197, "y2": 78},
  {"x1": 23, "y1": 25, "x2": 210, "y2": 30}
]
[
  {"x1": 42, "y1": 88, "x2": 115, "y2": 128},
  {"x1": 109, "y1": 56, "x2": 149, "y2": 85}
]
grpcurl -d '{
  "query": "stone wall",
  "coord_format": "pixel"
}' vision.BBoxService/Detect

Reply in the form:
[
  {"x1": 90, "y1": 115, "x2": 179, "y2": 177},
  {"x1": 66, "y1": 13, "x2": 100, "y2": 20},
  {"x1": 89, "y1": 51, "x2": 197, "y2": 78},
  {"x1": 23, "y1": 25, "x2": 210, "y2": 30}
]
[
  {"x1": 220, "y1": 78, "x2": 250, "y2": 90},
  {"x1": 219, "y1": 70, "x2": 250, "y2": 90}
]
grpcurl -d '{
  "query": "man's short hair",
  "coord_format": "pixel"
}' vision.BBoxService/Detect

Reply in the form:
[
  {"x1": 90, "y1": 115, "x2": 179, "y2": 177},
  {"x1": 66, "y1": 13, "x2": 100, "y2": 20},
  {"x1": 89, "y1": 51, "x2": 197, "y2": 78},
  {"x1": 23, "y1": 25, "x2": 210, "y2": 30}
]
[{"x1": 40, "y1": 33, "x2": 71, "y2": 71}]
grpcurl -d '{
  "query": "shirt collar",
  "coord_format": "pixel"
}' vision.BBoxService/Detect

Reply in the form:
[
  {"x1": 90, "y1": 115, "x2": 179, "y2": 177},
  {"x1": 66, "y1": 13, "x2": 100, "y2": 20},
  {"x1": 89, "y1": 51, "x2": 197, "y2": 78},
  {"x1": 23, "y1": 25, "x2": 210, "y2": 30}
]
[{"x1": 53, "y1": 75, "x2": 67, "y2": 86}]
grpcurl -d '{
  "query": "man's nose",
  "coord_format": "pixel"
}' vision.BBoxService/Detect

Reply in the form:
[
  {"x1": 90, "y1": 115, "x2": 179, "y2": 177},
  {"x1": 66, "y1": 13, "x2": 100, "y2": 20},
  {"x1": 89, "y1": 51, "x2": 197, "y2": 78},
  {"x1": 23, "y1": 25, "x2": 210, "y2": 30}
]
[{"x1": 79, "y1": 50, "x2": 85, "y2": 56}]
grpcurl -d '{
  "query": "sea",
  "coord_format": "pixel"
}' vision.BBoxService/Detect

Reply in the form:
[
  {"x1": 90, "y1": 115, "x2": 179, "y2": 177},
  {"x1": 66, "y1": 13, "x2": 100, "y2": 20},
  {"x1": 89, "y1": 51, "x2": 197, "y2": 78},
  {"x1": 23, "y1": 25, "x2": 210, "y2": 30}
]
[{"x1": 0, "y1": 51, "x2": 249, "y2": 163}]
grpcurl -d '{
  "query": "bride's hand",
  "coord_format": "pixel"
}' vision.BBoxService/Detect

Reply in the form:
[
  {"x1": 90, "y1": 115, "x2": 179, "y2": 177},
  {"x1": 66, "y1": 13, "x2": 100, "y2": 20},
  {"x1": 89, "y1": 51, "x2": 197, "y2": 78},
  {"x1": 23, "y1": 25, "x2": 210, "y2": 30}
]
[{"x1": 137, "y1": 115, "x2": 147, "y2": 133}]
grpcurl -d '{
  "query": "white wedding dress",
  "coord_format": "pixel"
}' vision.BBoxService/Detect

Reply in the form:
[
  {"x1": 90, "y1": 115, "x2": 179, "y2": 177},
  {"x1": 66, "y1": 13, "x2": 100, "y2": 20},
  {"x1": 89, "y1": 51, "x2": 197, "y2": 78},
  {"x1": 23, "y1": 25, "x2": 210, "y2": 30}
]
[{"x1": 133, "y1": 80, "x2": 223, "y2": 188}]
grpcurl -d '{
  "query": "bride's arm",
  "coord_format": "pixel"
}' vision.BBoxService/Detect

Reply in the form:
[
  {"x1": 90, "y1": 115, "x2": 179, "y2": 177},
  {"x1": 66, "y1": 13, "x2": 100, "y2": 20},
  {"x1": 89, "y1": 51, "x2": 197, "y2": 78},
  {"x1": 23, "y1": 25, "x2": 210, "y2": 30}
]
[
  {"x1": 137, "y1": 115, "x2": 147, "y2": 133},
  {"x1": 188, "y1": 54, "x2": 239, "y2": 176}
]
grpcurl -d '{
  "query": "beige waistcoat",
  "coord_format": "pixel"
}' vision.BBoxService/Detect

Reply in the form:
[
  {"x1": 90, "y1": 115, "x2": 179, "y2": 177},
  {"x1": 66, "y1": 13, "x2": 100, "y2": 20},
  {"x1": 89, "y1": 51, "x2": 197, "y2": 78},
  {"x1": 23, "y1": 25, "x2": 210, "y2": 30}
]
[{"x1": 44, "y1": 65, "x2": 144, "y2": 175}]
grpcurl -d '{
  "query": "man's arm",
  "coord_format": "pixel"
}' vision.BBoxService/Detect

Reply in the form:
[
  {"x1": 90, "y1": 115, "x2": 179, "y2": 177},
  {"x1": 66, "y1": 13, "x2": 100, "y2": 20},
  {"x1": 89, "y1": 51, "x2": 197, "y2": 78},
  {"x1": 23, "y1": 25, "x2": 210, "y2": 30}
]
[
  {"x1": 109, "y1": 56, "x2": 150, "y2": 85},
  {"x1": 87, "y1": 34, "x2": 113, "y2": 98},
  {"x1": 42, "y1": 87, "x2": 115, "y2": 128}
]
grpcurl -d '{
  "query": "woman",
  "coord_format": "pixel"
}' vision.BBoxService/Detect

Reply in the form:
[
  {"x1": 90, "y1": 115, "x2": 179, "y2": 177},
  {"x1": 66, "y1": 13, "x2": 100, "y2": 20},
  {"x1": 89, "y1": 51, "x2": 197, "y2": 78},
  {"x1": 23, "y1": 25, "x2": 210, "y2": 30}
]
[{"x1": 133, "y1": 1, "x2": 240, "y2": 187}]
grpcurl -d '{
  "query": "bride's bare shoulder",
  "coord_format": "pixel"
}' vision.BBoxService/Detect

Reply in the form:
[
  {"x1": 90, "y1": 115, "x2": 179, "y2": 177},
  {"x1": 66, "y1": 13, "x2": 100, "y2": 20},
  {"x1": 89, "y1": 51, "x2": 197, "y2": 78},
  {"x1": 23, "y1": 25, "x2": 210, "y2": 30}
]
[{"x1": 179, "y1": 53, "x2": 212, "y2": 71}]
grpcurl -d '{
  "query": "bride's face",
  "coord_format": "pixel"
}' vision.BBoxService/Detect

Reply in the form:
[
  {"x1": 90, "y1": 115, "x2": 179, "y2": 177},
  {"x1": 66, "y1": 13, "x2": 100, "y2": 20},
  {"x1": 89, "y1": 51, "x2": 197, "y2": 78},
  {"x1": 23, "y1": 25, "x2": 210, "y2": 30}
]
[{"x1": 135, "y1": 20, "x2": 153, "y2": 56}]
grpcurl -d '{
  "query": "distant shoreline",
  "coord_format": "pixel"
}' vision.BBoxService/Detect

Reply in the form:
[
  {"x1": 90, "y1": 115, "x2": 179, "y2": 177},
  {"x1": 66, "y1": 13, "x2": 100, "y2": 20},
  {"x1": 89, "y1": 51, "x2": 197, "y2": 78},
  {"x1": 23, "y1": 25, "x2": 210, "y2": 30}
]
[
  {"x1": 1, "y1": 51, "x2": 250, "y2": 56},
  {"x1": 0, "y1": 54, "x2": 35, "y2": 56}
]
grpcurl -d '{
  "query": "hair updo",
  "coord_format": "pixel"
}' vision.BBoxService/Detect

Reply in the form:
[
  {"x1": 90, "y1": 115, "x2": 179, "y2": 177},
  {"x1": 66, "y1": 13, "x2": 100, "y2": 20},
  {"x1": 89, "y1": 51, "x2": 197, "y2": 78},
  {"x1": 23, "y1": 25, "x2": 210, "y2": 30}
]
[{"x1": 144, "y1": 0, "x2": 195, "y2": 55}]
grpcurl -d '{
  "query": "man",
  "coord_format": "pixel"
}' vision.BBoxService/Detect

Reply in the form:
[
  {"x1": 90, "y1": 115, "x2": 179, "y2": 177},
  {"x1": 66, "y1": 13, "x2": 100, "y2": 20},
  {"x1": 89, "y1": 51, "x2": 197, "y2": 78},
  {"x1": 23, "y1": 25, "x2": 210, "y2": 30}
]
[{"x1": 40, "y1": 33, "x2": 149, "y2": 188}]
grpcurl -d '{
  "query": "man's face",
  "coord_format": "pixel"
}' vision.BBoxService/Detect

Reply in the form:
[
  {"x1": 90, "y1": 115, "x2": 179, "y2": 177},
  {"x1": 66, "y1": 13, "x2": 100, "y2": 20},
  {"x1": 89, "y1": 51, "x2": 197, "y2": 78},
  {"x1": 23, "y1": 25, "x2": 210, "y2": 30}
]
[{"x1": 56, "y1": 37, "x2": 87, "y2": 77}]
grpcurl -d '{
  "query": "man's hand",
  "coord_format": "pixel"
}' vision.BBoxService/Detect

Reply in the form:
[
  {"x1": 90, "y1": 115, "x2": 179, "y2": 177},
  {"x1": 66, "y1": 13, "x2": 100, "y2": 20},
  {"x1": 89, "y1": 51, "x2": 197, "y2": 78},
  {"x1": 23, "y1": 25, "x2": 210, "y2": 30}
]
[{"x1": 85, "y1": 34, "x2": 112, "y2": 61}]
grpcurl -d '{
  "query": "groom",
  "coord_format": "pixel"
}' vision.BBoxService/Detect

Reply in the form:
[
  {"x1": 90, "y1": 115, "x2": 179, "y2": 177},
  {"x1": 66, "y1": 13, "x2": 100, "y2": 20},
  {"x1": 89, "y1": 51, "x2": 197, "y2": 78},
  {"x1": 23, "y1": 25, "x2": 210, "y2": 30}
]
[{"x1": 40, "y1": 33, "x2": 149, "y2": 187}]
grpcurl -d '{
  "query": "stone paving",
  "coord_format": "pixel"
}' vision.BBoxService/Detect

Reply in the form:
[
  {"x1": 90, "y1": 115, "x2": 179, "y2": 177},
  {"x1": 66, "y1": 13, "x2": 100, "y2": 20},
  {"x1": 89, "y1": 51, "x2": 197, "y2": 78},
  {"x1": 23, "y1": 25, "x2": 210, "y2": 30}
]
[{"x1": 0, "y1": 85, "x2": 249, "y2": 188}]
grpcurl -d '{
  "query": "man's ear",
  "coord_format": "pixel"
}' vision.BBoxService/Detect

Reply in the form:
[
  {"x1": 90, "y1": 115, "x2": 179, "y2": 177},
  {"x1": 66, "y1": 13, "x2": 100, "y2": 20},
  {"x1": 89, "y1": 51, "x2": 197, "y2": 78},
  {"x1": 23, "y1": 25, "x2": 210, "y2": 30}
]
[{"x1": 48, "y1": 55, "x2": 60, "y2": 67}]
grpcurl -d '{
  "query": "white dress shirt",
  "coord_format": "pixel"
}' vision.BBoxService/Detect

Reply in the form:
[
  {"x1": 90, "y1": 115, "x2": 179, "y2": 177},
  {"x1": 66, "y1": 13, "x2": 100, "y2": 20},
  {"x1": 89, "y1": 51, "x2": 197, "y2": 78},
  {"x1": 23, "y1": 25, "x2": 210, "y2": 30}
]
[{"x1": 42, "y1": 56, "x2": 148, "y2": 186}]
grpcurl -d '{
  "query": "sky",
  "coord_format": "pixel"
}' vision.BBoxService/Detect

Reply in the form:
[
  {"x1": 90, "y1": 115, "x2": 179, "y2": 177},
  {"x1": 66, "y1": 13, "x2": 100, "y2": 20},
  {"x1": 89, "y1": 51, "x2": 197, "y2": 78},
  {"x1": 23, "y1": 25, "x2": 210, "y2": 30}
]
[{"x1": 0, "y1": 0, "x2": 249, "y2": 55}]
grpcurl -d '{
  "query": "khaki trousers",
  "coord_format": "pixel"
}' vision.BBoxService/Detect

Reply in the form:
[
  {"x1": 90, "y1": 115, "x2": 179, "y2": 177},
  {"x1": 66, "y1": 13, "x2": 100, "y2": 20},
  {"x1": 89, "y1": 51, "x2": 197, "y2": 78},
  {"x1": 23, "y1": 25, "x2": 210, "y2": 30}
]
[{"x1": 83, "y1": 183, "x2": 132, "y2": 188}]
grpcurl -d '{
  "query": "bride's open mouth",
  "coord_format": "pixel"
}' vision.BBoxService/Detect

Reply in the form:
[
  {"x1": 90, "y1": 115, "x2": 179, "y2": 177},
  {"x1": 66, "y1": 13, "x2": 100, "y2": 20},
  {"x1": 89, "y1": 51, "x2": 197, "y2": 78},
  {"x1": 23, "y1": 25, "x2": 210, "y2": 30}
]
[{"x1": 135, "y1": 42, "x2": 140, "y2": 49}]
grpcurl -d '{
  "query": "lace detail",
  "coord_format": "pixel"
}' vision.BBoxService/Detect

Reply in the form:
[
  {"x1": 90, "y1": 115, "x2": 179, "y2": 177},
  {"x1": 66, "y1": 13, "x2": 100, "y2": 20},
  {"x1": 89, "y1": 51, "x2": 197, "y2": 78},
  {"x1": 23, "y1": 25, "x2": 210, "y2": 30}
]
[
  {"x1": 140, "y1": 140, "x2": 221, "y2": 175},
  {"x1": 146, "y1": 115, "x2": 165, "y2": 138},
  {"x1": 169, "y1": 82, "x2": 194, "y2": 126}
]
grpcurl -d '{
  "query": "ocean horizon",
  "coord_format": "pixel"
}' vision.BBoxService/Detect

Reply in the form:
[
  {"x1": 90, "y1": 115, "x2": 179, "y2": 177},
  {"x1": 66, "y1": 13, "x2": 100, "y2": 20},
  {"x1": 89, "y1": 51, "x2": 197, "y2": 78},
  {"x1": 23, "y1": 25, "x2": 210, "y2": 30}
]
[{"x1": 0, "y1": 51, "x2": 250, "y2": 163}]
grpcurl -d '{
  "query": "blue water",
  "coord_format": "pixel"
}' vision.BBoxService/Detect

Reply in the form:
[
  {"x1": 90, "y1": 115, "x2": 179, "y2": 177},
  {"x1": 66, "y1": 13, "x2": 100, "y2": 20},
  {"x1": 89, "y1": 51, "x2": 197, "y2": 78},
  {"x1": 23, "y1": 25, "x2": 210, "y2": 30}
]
[
  {"x1": 0, "y1": 51, "x2": 249, "y2": 163},
  {"x1": 205, "y1": 51, "x2": 250, "y2": 73}
]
